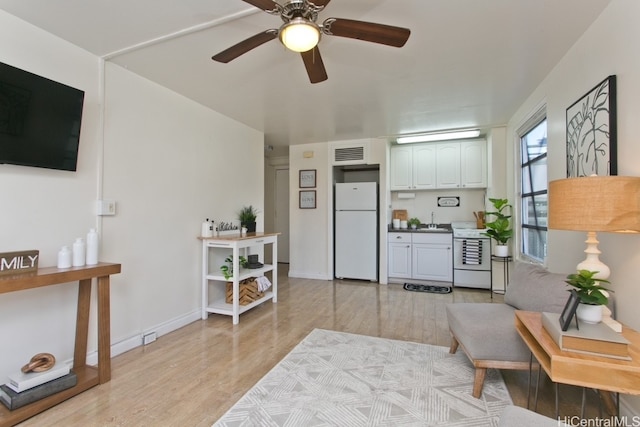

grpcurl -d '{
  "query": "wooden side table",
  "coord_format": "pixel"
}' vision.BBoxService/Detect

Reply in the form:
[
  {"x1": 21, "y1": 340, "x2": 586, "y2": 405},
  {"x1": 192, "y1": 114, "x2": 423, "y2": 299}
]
[
  {"x1": 515, "y1": 310, "x2": 640, "y2": 417},
  {"x1": 0, "y1": 263, "x2": 121, "y2": 427}
]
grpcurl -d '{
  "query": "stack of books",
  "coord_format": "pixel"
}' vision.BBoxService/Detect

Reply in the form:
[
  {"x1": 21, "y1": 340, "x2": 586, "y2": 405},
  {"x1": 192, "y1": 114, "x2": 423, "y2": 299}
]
[
  {"x1": 542, "y1": 312, "x2": 631, "y2": 360},
  {"x1": 0, "y1": 363, "x2": 77, "y2": 410}
]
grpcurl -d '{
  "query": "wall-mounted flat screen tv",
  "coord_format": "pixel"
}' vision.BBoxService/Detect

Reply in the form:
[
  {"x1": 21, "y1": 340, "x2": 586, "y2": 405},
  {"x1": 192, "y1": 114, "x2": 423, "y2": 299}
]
[{"x1": 0, "y1": 61, "x2": 85, "y2": 171}]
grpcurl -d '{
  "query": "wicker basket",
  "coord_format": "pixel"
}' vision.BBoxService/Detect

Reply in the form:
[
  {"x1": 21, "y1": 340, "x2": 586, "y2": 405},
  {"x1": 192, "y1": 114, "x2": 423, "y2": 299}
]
[{"x1": 225, "y1": 278, "x2": 264, "y2": 305}]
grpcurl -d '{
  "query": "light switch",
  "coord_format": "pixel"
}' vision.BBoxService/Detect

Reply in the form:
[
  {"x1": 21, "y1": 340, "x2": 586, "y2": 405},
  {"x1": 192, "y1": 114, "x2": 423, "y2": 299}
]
[{"x1": 96, "y1": 200, "x2": 116, "y2": 216}]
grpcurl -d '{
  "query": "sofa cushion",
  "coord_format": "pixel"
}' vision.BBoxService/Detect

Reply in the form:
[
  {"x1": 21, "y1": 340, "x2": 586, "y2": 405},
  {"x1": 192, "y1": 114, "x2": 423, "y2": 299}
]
[
  {"x1": 504, "y1": 262, "x2": 570, "y2": 313},
  {"x1": 446, "y1": 303, "x2": 531, "y2": 362}
]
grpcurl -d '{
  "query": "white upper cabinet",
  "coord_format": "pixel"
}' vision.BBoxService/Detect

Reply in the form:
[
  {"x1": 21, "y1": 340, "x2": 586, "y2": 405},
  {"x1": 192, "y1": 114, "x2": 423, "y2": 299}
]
[
  {"x1": 435, "y1": 143, "x2": 461, "y2": 188},
  {"x1": 390, "y1": 144, "x2": 436, "y2": 190},
  {"x1": 391, "y1": 139, "x2": 486, "y2": 191},
  {"x1": 460, "y1": 140, "x2": 487, "y2": 188}
]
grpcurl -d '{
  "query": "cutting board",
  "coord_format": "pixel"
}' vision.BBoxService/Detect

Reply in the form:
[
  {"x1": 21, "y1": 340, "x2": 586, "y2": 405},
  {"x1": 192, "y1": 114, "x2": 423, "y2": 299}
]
[{"x1": 392, "y1": 210, "x2": 408, "y2": 220}]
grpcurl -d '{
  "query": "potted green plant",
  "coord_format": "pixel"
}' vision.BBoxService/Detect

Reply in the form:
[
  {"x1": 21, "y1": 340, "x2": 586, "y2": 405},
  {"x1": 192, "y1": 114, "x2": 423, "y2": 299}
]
[
  {"x1": 565, "y1": 270, "x2": 611, "y2": 324},
  {"x1": 408, "y1": 217, "x2": 421, "y2": 230},
  {"x1": 481, "y1": 198, "x2": 513, "y2": 257},
  {"x1": 237, "y1": 205, "x2": 259, "y2": 233},
  {"x1": 220, "y1": 255, "x2": 249, "y2": 280}
]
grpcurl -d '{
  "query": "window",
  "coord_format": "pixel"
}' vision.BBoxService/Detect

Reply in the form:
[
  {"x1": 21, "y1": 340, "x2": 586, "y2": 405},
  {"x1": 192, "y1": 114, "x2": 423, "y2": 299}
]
[{"x1": 520, "y1": 115, "x2": 547, "y2": 262}]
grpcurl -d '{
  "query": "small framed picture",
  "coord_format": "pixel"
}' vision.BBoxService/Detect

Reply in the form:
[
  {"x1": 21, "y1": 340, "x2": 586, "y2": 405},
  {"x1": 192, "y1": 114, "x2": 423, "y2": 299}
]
[
  {"x1": 299, "y1": 169, "x2": 316, "y2": 188},
  {"x1": 299, "y1": 190, "x2": 316, "y2": 209},
  {"x1": 559, "y1": 290, "x2": 581, "y2": 331}
]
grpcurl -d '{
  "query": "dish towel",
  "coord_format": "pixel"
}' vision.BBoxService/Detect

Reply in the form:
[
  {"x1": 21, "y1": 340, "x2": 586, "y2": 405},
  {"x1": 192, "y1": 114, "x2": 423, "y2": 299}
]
[
  {"x1": 256, "y1": 276, "x2": 272, "y2": 292},
  {"x1": 462, "y1": 240, "x2": 483, "y2": 265}
]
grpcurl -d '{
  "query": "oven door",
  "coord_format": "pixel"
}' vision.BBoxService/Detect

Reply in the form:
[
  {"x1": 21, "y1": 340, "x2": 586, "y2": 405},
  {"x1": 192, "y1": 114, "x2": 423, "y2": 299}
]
[{"x1": 453, "y1": 237, "x2": 491, "y2": 271}]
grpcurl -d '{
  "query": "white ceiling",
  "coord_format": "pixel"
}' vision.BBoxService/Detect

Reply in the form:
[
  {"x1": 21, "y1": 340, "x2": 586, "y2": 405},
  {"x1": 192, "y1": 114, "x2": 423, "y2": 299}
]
[{"x1": 0, "y1": 0, "x2": 611, "y2": 156}]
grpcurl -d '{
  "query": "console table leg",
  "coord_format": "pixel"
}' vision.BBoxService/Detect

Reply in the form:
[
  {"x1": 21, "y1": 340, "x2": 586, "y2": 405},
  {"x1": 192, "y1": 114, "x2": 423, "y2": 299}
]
[
  {"x1": 97, "y1": 275, "x2": 111, "y2": 383},
  {"x1": 73, "y1": 278, "x2": 92, "y2": 370}
]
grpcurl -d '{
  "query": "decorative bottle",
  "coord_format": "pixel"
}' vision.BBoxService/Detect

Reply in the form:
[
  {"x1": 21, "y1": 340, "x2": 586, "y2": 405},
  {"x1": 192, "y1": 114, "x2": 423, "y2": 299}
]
[
  {"x1": 86, "y1": 228, "x2": 99, "y2": 265},
  {"x1": 57, "y1": 246, "x2": 72, "y2": 268},
  {"x1": 72, "y1": 237, "x2": 85, "y2": 267},
  {"x1": 202, "y1": 218, "x2": 213, "y2": 238}
]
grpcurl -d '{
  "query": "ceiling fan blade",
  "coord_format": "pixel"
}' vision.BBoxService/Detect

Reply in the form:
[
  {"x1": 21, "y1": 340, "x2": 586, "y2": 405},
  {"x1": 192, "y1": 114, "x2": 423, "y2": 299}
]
[
  {"x1": 212, "y1": 30, "x2": 278, "y2": 63},
  {"x1": 241, "y1": 0, "x2": 278, "y2": 12},
  {"x1": 323, "y1": 18, "x2": 410, "y2": 47},
  {"x1": 301, "y1": 47, "x2": 328, "y2": 84}
]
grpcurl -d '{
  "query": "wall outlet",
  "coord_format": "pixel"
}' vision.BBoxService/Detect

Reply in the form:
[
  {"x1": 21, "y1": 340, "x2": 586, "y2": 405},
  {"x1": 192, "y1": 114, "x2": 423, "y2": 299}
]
[
  {"x1": 142, "y1": 332, "x2": 157, "y2": 345},
  {"x1": 96, "y1": 200, "x2": 116, "y2": 216}
]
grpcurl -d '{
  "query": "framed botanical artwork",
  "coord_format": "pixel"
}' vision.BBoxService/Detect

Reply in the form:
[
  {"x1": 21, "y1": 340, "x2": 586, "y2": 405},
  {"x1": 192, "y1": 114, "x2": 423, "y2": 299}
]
[
  {"x1": 559, "y1": 290, "x2": 581, "y2": 331},
  {"x1": 299, "y1": 169, "x2": 316, "y2": 188},
  {"x1": 566, "y1": 75, "x2": 617, "y2": 177},
  {"x1": 299, "y1": 190, "x2": 316, "y2": 209}
]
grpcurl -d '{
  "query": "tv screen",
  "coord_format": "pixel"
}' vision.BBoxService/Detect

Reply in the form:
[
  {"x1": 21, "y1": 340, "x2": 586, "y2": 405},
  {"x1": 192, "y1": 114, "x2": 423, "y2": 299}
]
[{"x1": 0, "y1": 61, "x2": 85, "y2": 171}]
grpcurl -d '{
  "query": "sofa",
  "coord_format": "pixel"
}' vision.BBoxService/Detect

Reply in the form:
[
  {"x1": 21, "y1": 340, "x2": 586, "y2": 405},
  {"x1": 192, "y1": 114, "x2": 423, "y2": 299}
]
[{"x1": 446, "y1": 262, "x2": 570, "y2": 398}]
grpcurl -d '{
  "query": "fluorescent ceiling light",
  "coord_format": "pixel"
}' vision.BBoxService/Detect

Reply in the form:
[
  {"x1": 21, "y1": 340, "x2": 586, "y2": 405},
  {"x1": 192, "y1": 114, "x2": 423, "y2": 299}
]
[{"x1": 396, "y1": 129, "x2": 480, "y2": 144}]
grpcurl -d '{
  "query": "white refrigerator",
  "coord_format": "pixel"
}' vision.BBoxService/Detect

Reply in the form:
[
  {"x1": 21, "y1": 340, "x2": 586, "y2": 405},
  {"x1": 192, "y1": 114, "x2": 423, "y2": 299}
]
[{"x1": 334, "y1": 182, "x2": 378, "y2": 281}]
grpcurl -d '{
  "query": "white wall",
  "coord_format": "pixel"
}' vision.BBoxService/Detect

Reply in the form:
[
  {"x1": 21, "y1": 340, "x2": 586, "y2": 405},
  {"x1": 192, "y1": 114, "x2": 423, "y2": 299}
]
[
  {"x1": 505, "y1": 0, "x2": 640, "y2": 415},
  {"x1": 0, "y1": 10, "x2": 264, "y2": 382}
]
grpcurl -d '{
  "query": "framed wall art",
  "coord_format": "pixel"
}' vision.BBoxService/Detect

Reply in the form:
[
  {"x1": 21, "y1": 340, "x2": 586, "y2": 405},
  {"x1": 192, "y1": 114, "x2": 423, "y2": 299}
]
[
  {"x1": 299, "y1": 190, "x2": 316, "y2": 209},
  {"x1": 299, "y1": 169, "x2": 316, "y2": 188},
  {"x1": 566, "y1": 75, "x2": 617, "y2": 177}
]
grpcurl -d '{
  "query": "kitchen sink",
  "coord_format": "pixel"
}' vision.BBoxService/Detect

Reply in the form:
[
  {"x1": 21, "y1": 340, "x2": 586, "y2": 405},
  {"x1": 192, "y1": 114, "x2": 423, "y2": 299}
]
[{"x1": 414, "y1": 227, "x2": 450, "y2": 232}]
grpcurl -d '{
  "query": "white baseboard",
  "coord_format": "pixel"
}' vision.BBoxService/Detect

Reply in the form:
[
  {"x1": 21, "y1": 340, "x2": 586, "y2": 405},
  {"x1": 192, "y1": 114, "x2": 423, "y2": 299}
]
[{"x1": 85, "y1": 309, "x2": 201, "y2": 366}]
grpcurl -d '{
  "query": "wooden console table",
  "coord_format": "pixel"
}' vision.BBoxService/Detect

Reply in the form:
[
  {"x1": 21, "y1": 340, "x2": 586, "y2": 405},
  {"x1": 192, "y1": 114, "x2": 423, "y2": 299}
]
[
  {"x1": 515, "y1": 310, "x2": 640, "y2": 416},
  {"x1": 0, "y1": 262, "x2": 121, "y2": 427}
]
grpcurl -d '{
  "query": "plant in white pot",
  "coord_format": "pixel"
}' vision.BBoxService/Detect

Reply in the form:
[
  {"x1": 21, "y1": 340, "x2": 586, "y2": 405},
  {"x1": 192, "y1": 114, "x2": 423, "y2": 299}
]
[
  {"x1": 481, "y1": 198, "x2": 513, "y2": 257},
  {"x1": 564, "y1": 269, "x2": 611, "y2": 324}
]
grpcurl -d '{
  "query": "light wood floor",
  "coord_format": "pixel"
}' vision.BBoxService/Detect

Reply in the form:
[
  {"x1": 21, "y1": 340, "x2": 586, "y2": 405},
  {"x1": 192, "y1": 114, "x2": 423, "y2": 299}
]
[{"x1": 19, "y1": 266, "x2": 603, "y2": 426}]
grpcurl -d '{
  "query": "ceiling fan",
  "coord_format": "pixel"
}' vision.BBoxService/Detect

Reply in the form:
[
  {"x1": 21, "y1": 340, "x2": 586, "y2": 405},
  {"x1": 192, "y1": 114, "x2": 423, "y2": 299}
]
[{"x1": 212, "y1": 0, "x2": 411, "y2": 83}]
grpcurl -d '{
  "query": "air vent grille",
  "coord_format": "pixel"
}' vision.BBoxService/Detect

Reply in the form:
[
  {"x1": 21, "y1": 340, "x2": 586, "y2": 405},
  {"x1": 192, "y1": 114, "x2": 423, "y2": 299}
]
[{"x1": 334, "y1": 146, "x2": 364, "y2": 162}]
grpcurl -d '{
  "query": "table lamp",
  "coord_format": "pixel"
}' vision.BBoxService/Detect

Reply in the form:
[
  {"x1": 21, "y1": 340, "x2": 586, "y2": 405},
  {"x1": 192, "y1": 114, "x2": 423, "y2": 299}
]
[{"x1": 548, "y1": 175, "x2": 640, "y2": 281}]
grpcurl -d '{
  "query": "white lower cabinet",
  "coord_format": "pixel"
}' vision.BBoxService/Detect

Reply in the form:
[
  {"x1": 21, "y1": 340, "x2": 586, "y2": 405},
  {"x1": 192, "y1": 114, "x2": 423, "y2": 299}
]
[
  {"x1": 388, "y1": 232, "x2": 453, "y2": 282},
  {"x1": 412, "y1": 233, "x2": 453, "y2": 282},
  {"x1": 388, "y1": 233, "x2": 412, "y2": 278}
]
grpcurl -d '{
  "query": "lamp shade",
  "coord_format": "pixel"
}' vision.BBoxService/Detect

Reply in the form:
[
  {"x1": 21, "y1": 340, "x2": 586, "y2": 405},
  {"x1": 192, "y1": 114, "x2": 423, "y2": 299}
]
[
  {"x1": 279, "y1": 18, "x2": 321, "y2": 53},
  {"x1": 548, "y1": 176, "x2": 640, "y2": 233}
]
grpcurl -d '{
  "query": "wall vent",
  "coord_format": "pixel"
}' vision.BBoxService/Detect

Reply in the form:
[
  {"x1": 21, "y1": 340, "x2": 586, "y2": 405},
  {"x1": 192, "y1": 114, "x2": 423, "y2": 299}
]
[{"x1": 331, "y1": 141, "x2": 369, "y2": 165}]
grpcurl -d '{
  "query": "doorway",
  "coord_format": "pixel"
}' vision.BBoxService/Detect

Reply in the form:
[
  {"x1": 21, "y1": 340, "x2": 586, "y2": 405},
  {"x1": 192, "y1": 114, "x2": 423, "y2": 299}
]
[{"x1": 275, "y1": 167, "x2": 290, "y2": 263}]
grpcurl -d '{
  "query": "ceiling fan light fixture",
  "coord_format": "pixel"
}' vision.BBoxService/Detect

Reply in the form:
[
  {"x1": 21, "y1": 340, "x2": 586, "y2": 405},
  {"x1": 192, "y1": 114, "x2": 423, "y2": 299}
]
[{"x1": 279, "y1": 18, "x2": 321, "y2": 52}]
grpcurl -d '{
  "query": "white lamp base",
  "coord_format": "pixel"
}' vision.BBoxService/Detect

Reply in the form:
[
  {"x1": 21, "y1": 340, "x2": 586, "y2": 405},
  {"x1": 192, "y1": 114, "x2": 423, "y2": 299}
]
[{"x1": 576, "y1": 231, "x2": 610, "y2": 280}]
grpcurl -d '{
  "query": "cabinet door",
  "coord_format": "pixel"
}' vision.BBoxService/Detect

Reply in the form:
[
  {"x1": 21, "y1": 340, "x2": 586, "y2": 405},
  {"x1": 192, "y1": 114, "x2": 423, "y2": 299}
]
[
  {"x1": 412, "y1": 243, "x2": 453, "y2": 281},
  {"x1": 436, "y1": 143, "x2": 461, "y2": 188},
  {"x1": 390, "y1": 146, "x2": 413, "y2": 190},
  {"x1": 461, "y1": 140, "x2": 487, "y2": 188},
  {"x1": 388, "y1": 242, "x2": 412, "y2": 278},
  {"x1": 412, "y1": 144, "x2": 437, "y2": 189}
]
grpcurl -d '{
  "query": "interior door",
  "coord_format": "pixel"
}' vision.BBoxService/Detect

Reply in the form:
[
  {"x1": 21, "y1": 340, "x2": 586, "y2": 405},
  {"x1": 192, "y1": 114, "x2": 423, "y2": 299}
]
[{"x1": 275, "y1": 168, "x2": 290, "y2": 263}]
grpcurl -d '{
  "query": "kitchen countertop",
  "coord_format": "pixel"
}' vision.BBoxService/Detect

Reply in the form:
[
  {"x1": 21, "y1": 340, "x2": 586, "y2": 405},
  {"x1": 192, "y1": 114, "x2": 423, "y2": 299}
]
[{"x1": 388, "y1": 224, "x2": 452, "y2": 234}]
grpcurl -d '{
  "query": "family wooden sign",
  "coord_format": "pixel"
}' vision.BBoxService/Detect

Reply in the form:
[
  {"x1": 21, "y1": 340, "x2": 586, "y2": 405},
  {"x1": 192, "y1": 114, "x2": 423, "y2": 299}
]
[{"x1": 0, "y1": 250, "x2": 39, "y2": 276}]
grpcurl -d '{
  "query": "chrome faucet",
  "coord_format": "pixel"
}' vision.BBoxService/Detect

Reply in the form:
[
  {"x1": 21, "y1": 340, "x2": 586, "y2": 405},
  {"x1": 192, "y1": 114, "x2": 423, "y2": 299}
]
[{"x1": 428, "y1": 212, "x2": 436, "y2": 229}]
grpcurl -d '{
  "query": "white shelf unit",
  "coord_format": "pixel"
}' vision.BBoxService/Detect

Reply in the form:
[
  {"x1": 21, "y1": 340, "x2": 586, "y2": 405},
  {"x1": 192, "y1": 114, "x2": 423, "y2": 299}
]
[{"x1": 200, "y1": 233, "x2": 278, "y2": 324}]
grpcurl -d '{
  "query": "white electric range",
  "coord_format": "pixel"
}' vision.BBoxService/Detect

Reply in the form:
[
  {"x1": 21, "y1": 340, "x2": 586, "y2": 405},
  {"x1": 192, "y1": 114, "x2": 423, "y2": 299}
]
[{"x1": 451, "y1": 221, "x2": 491, "y2": 289}]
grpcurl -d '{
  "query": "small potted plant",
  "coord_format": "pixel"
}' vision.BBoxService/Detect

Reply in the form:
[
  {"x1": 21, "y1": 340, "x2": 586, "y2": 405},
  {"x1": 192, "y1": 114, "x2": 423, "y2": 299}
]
[
  {"x1": 481, "y1": 198, "x2": 512, "y2": 257},
  {"x1": 565, "y1": 270, "x2": 611, "y2": 324},
  {"x1": 408, "y1": 217, "x2": 421, "y2": 230},
  {"x1": 237, "y1": 205, "x2": 259, "y2": 233},
  {"x1": 220, "y1": 255, "x2": 249, "y2": 280}
]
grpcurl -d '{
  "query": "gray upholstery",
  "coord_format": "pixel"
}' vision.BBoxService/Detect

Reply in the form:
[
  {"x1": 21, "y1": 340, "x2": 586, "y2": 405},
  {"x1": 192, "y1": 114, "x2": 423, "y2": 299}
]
[
  {"x1": 498, "y1": 405, "x2": 565, "y2": 427},
  {"x1": 445, "y1": 262, "x2": 571, "y2": 397},
  {"x1": 504, "y1": 262, "x2": 570, "y2": 312}
]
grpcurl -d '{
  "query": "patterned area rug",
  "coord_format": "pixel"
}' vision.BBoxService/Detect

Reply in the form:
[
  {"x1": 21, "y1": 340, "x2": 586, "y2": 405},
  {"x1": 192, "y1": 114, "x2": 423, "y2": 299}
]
[
  {"x1": 213, "y1": 329, "x2": 512, "y2": 426},
  {"x1": 403, "y1": 283, "x2": 452, "y2": 294}
]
